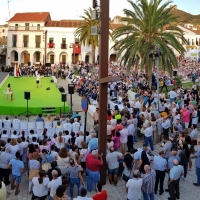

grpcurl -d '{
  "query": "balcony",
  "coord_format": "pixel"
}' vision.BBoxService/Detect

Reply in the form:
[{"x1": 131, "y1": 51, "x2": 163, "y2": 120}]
[
  {"x1": 36, "y1": 43, "x2": 41, "y2": 48},
  {"x1": 24, "y1": 42, "x2": 28, "y2": 47},
  {"x1": 12, "y1": 42, "x2": 17, "y2": 47},
  {"x1": 61, "y1": 43, "x2": 67, "y2": 49},
  {"x1": 8, "y1": 26, "x2": 44, "y2": 31},
  {"x1": 48, "y1": 43, "x2": 55, "y2": 48}
]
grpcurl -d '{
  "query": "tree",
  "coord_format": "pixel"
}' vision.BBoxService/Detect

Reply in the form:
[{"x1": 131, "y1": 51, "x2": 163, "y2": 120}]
[
  {"x1": 112, "y1": 0, "x2": 187, "y2": 87},
  {"x1": 74, "y1": 7, "x2": 99, "y2": 68}
]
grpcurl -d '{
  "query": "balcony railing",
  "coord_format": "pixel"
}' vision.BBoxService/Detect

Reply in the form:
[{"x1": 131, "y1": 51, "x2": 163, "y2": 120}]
[
  {"x1": 36, "y1": 43, "x2": 41, "y2": 48},
  {"x1": 24, "y1": 42, "x2": 28, "y2": 47},
  {"x1": 48, "y1": 43, "x2": 55, "y2": 48},
  {"x1": 8, "y1": 26, "x2": 44, "y2": 31},
  {"x1": 61, "y1": 43, "x2": 67, "y2": 49},
  {"x1": 12, "y1": 42, "x2": 17, "y2": 47}
]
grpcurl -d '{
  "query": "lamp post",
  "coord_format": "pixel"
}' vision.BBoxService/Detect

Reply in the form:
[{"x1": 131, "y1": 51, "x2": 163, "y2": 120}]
[
  {"x1": 149, "y1": 45, "x2": 162, "y2": 110},
  {"x1": 70, "y1": 43, "x2": 76, "y2": 65}
]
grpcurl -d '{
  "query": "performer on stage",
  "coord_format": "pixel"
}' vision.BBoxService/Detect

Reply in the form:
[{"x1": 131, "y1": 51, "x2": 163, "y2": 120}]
[
  {"x1": 36, "y1": 73, "x2": 40, "y2": 88},
  {"x1": 7, "y1": 83, "x2": 14, "y2": 101}
]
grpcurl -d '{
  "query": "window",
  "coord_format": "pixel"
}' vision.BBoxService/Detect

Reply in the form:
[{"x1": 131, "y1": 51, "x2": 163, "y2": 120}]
[
  {"x1": 3, "y1": 36, "x2": 5, "y2": 38},
  {"x1": 61, "y1": 38, "x2": 66, "y2": 49},
  {"x1": 2, "y1": 29, "x2": 5, "y2": 32},
  {"x1": 12, "y1": 35, "x2": 17, "y2": 47},
  {"x1": 15, "y1": 24, "x2": 18, "y2": 30},
  {"x1": 35, "y1": 52, "x2": 40, "y2": 62},
  {"x1": 37, "y1": 24, "x2": 40, "y2": 30},
  {"x1": 23, "y1": 35, "x2": 28, "y2": 47},
  {"x1": 25, "y1": 23, "x2": 29, "y2": 30},
  {"x1": 35, "y1": 36, "x2": 41, "y2": 48},
  {"x1": 62, "y1": 55, "x2": 66, "y2": 63},
  {"x1": 49, "y1": 37, "x2": 54, "y2": 43},
  {"x1": 50, "y1": 55, "x2": 54, "y2": 64},
  {"x1": 14, "y1": 51, "x2": 18, "y2": 61},
  {"x1": 62, "y1": 38, "x2": 66, "y2": 44}
]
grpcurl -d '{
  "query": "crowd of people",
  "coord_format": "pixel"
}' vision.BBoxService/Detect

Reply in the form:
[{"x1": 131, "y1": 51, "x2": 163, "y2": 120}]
[{"x1": 0, "y1": 58, "x2": 200, "y2": 200}]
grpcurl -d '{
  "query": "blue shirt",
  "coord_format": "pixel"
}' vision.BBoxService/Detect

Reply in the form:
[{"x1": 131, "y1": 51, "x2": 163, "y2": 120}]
[
  {"x1": 154, "y1": 156, "x2": 167, "y2": 171},
  {"x1": 0, "y1": 151, "x2": 12, "y2": 169},
  {"x1": 162, "y1": 119, "x2": 170, "y2": 129},
  {"x1": 169, "y1": 165, "x2": 184, "y2": 180},
  {"x1": 168, "y1": 155, "x2": 180, "y2": 170},
  {"x1": 88, "y1": 138, "x2": 98, "y2": 151},
  {"x1": 9, "y1": 158, "x2": 24, "y2": 176},
  {"x1": 41, "y1": 154, "x2": 53, "y2": 165},
  {"x1": 127, "y1": 124, "x2": 135, "y2": 136},
  {"x1": 35, "y1": 117, "x2": 44, "y2": 122},
  {"x1": 195, "y1": 148, "x2": 200, "y2": 168}
]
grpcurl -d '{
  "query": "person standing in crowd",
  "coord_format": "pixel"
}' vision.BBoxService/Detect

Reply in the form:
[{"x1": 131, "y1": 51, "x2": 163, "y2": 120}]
[
  {"x1": 88, "y1": 130, "x2": 98, "y2": 151},
  {"x1": 126, "y1": 170, "x2": 143, "y2": 200},
  {"x1": 0, "y1": 145, "x2": 12, "y2": 187},
  {"x1": 127, "y1": 120, "x2": 135, "y2": 152},
  {"x1": 92, "y1": 182, "x2": 108, "y2": 200},
  {"x1": 106, "y1": 146, "x2": 123, "y2": 186},
  {"x1": 162, "y1": 136, "x2": 172, "y2": 160},
  {"x1": 119, "y1": 122, "x2": 128, "y2": 155},
  {"x1": 143, "y1": 122, "x2": 154, "y2": 151},
  {"x1": 74, "y1": 186, "x2": 93, "y2": 200},
  {"x1": 48, "y1": 170, "x2": 62, "y2": 200},
  {"x1": 193, "y1": 144, "x2": 200, "y2": 186},
  {"x1": 86, "y1": 150, "x2": 103, "y2": 192},
  {"x1": 167, "y1": 159, "x2": 184, "y2": 200},
  {"x1": 162, "y1": 116, "x2": 171, "y2": 137},
  {"x1": 53, "y1": 185, "x2": 68, "y2": 200},
  {"x1": 154, "y1": 151, "x2": 167, "y2": 195},
  {"x1": 142, "y1": 165, "x2": 156, "y2": 200},
  {"x1": 8, "y1": 151, "x2": 24, "y2": 195}
]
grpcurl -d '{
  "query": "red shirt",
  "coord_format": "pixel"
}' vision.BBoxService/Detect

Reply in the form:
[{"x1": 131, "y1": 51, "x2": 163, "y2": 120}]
[
  {"x1": 93, "y1": 190, "x2": 107, "y2": 200},
  {"x1": 86, "y1": 154, "x2": 102, "y2": 171},
  {"x1": 107, "y1": 114, "x2": 111, "y2": 120}
]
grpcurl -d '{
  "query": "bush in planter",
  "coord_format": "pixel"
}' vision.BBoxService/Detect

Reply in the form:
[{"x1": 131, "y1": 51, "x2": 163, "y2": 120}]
[{"x1": 175, "y1": 76, "x2": 182, "y2": 87}]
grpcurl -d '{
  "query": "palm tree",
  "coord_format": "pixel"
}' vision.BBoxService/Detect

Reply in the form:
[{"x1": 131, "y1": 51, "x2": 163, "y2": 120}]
[
  {"x1": 74, "y1": 7, "x2": 99, "y2": 68},
  {"x1": 112, "y1": 0, "x2": 187, "y2": 87}
]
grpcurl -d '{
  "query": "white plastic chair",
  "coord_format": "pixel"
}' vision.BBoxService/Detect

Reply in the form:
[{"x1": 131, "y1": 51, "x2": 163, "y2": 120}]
[
  {"x1": 63, "y1": 124, "x2": 72, "y2": 134},
  {"x1": 44, "y1": 122, "x2": 52, "y2": 129},
  {"x1": 55, "y1": 128, "x2": 63, "y2": 135},
  {"x1": 20, "y1": 122, "x2": 27, "y2": 129},
  {"x1": 53, "y1": 121, "x2": 60, "y2": 128},
  {"x1": 37, "y1": 128, "x2": 44, "y2": 140},
  {"x1": 36, "y1": 122, "x2": 44, "y2": 129},
  {"x1": 28, "y1": 122, "x2": 35, "y2": 130},
  {"x1": 47, "y1": 128, "x2": 55, "y2": 139},
  {"x1": 3, "y1": 91, "x2": 12, "y2": 100},
  {"x1": 72, "y1": 124, "x2": 80, "y2": 135},
  {"x1": 13, "y1": 122, "x2": 20, "y2": 129},
  {"x1": 1, "y1": 128, "x2": 10, "y2": 139},
  {"x1": 4, "y1": 120, "x2": 11, "y2": 129}
]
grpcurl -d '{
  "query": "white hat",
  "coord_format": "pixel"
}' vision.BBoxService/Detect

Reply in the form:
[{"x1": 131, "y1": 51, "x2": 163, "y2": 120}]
[{"x1": 92, "y1": 149, "x2": 98, "y2": 156}]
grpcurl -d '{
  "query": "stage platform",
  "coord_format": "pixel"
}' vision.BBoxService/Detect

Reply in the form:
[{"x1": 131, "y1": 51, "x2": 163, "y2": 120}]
[{"x1": 0, "y1": 75, "x2": 70, "y2": 115}]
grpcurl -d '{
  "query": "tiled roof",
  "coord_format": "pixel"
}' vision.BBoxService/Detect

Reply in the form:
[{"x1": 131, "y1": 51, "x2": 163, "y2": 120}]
[
  {"x1": 9, "y1": 12, "x2": 51, "y2": 22},
  {"x1": 45, "y1": 20, "x2": 124, "y2": 29},
  {"x1": 45, "y1": 20, "x2": 83, "y2": 28}
]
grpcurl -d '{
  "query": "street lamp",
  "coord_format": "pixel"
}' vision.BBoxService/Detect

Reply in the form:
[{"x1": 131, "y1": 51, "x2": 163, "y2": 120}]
[{"x1": 149, "y1": 45, "x2": 162, "y2": 110}]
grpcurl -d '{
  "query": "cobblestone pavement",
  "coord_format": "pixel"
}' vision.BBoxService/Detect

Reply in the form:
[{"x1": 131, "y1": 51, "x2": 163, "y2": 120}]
[{"x1": 4, "y1": 78, "x2": 200, "y2": 200}]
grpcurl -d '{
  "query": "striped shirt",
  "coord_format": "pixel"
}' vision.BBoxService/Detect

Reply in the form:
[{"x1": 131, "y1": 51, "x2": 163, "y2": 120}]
[{"x1": 142, "y1": 170, "x2": 156, "y2": 194}]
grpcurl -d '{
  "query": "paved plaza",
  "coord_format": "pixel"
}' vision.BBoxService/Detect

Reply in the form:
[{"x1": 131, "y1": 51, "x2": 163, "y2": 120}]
[{"x1": 4, "y1": 78, "x2": 200, "y2": 200}]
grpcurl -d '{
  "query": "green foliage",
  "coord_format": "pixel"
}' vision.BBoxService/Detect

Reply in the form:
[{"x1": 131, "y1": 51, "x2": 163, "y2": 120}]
[
  {"x1": 175, "y1": 76, "x2": 182, "y2": 87},
  {"x1": 112, "y1": 0, "x2": 187, "y2": 86}
]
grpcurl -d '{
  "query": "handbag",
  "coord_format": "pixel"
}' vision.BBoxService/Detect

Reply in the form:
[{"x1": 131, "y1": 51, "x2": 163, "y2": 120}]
[
  {"x1": 42, "y1": 156, "x2": 51, "y2": 172},
  {"x1": 122, "y1": 168, "x2": 131, "y2": 182},
  {"x1": 28, "y1": 161, "x2": 39, "y2": 180}
]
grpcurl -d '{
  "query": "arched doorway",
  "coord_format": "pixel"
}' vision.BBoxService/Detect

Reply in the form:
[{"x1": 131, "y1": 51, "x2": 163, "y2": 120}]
[
  {"x1": 59, "y1": 52, "x2": 68, "y2": 64},
  {"x1": 33, "y1": 51, "x2": 42, "y2": 65},
  {"x1": 71, "y1": 54, "x2": 79, "y2": 64},
  {"x1": 110, "y1": 54, "x2": 117, "y2": 62},
  {"x1": 10, "y1": 50, "x2": 18, "y2": 64},
  {"x1": 21, "y1": 50, "x2": 30, "y2": 66},
  {"x1": 47, "y1": 51, "x2": 56, "y2": 65},
  {"x1": 85, "y1": 52, "x2": 92, "y2": 63}
]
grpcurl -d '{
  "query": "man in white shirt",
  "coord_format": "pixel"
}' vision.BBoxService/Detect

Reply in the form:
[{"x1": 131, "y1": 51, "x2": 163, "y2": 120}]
[
  {"x1": 75, "y1": 131, "x2": 84, "y2": 149},
  {"x1": 126, "y1": 170, "x2": 143, "y2": 200},
  {"x1": 143, "y1": 122, "x2": 154, "y2": 151},
  {"x1": 72, "y1": 118, "x2": 80, "y2": 135},
  {"x1": 133, "y1": 98, "x2": 141, "y2": 109},
  {"x1": 168, "y1": 89, "x2": 177, "y2": 103},
  {"x1": 62, "y1": 119, "x2": 72, "y2": 132},
  {"x1": 48, "y1": 170, "x2": 62, "y2": 200},
  {"x1": 119, "y1": 123, "x2": 128, "y2": 155},
  {"x1": 127, "y1": 120, "x2": 135, "y2": 152}
]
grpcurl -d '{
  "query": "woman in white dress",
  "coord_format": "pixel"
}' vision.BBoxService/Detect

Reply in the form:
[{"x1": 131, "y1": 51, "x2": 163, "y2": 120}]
[{"x1": 7, "y1": 83, "x2": 14, "y2": 101}]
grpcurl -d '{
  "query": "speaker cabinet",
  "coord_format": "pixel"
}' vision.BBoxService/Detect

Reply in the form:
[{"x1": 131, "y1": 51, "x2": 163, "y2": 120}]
[
  {"x1": 68, "y1": 84, "x2": 75, "y2": 94},
  {"x1": 28, "y1": 62, "x2": 31, "y2": 66},
  {"x1": 46, "y1": 87, "x2": 50, "y2": 90},
  {"x1": 173, "y1": 71, "x2": 177, "y2": 76},
  {"x1": 24, "y1": 91, "x2": 30, "y2": 100},
  {"x1": 58, "y1": 87, "x2": 65, "y2": 93},
  {"x1": 62, "y1": 93, "x2": 67, "y2": 102}
]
